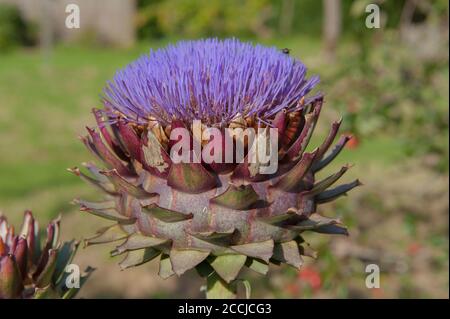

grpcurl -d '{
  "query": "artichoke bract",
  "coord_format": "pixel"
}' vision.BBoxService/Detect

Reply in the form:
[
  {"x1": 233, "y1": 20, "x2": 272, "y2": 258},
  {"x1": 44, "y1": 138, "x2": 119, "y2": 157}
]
[
  {"x1": 0, "y1": 211, "x2": 93, "y2": 299},
  {"x1": 72, "y1": 38, "x2": 361, "y2": 298}
]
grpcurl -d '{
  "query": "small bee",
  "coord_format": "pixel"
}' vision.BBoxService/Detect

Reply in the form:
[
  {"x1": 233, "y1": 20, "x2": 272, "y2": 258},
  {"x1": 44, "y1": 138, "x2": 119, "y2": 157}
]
[{"x1": 282, "y1": 48, "x2": 290, "y2": 55}]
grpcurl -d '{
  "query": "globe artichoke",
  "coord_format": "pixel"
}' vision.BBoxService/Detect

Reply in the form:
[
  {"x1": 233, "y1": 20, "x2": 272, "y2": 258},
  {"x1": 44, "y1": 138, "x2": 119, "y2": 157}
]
[
  {"x1": 71, "y1": 39, "x2": 360, "y2": 298},
  {"x1": 0, "y1": 211, "x2": 93, "y2": 299}
]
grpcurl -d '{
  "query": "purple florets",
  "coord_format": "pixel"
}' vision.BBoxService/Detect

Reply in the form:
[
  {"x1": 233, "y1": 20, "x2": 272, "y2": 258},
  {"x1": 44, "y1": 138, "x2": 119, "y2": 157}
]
[{"x1": 103, "y1": 38, "x2": 319, "y2": 126}]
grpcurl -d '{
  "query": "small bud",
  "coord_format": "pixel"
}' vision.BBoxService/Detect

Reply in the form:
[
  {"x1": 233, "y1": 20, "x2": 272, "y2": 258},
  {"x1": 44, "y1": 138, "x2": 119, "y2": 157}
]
[{"x1": 0, "y1": 255, "x2": 24, "y2": 298}]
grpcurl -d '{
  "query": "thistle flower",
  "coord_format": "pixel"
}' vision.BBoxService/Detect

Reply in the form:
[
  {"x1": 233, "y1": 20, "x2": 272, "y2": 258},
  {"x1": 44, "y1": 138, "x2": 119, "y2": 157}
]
[
  {"x1": 103, "y1": 38, "x2": 319, "y2": 126},
  {"x1": 0, "y1": 211, "x2": 93, "y2": 299},
  {"x1": 71, "y1": 38, "x2": 360, "y2": 298}
]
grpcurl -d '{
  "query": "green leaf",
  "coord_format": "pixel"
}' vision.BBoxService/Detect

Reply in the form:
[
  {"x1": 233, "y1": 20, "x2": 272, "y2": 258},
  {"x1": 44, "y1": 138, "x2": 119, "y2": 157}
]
[
  {"x1": 206, "y1": 272, "x2": 237, "y2": 299},
  {"x1": 190, "y1": 229, "x2": 236, "y2": 248},
  {"x1": 53, "y1": 241, "x2": 79, "y2": 285},
  {"x1": 313, "y1": 224, "x2": 349, "y2": 235},
  {"x1": 159, "y1": 253, "x2": 175, "y2": 279},
  {"x1": 272, "y1": 241, "x2": 303, "y2": 269},
  {"x1": 210, "y1": 185, "x2": 260, "y2": 210},
  {"x1": 290, "y1": 214, "x2": 348, "y2": 235},
  {"x1": 142, "y1": 204, "x2": 193, "y2": 223},
  {"x1": 236, "y1": 279, "x2": 251, "y2": 299},
  {"x1": 299, "y1": 244, "x2": 318, "y2": 259},
  {"x1": 170, "y1": 248, "x2": 210, "y2": 276},
  {"x1": 35, "y1": 249, "x2": 58, "y2": 288},
  {"x1": 33, "y1": 285, "x2": 60, "y2": 299},
  {"x1": 209, "y1": 254, "x2": 246, "y2": 283},
  {"x1": 315, "y1": 119, "x2": 342, "y2": 161},
  {"x1": 84, "y1": 224, "x2": 129, "y2": 247},
  {"x1": 315, "y1": 179, "x2": 362, "y2": 203},
  {"x1": 73, "y1": 199, "x2": 116, "y2": 211},
  {"x1": 195, "y1": 261, "x2": 215, "y2": 278},
  {"x1": 119, "y1": 248, "x2": 160, "y2": 270},
  {"x1": 305, "y1": 165, "x2": 350, "y2": 196},
  {"x1": 61, "y1": 266, "x2": 95, "y2": 299},
  {"x1": 245, "y1": 258, "x2": 269, "y2": 275},
  {"x1": 272, "y1": 150, "x2": 318, "y2": 192},
  {"x1": 167, "y1": 163, "x2": 217, "y2": 194},
  {"x1": 231, "y1": 239, "x2": 274, "y2": 262},
  {"x1": 112, "y1": 233, "x2": 169, "y2": 256},
  {"x1": 102, "y1": 169, "x2": 158, "y2": 199},
  {"x1": 257, "y1": 210, "x2": 297, "y2": 225},
  {"x1": 290, "y1": 214, "x2": 340, "y2": 231},
  {"x1": 80, "y1": 205, "x2": 135, "y2": 224},
  {"x1": 68, "y1": 167, "x2": 117, "y2": 195},
  {"x1": 312, "y1": 135, "x2": 351, "y2": 172}
]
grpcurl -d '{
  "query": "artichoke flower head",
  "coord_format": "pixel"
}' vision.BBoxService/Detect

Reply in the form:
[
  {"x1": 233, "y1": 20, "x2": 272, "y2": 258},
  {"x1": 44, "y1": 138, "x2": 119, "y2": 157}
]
[{"x1": 71, "y1": 38, "x2": 361, "y2": 298}]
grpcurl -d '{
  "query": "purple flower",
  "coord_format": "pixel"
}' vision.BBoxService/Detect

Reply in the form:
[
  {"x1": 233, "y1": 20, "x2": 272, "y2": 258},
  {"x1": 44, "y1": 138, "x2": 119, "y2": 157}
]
[{"x1": 103, "y1": 38, "x2": 319, "y2": 126}]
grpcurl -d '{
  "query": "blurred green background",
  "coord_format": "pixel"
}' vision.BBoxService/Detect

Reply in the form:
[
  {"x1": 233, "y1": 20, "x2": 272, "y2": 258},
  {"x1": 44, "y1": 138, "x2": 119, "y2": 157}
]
[{"x1": 0, "y1": 0, "x2": 448, "y2": 298}]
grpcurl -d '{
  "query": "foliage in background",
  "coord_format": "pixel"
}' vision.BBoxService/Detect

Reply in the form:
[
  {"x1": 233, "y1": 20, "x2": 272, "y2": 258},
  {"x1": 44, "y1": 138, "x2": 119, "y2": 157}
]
[
  {"x1": 326, "y1": 0, "x2": 449, "y2": 171},
  {"x1": 137, "y1": 0, "x2": 275, "y2": 39},
  {"x1": 337, "y1": 37, "x2": 448, "y2": 170},
  {"x1": 0, "y1": 3, "x2": 36, "y2": 52},
  {"x1": 135, "y1": 0, "x2": 413, "y2": 40}
]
